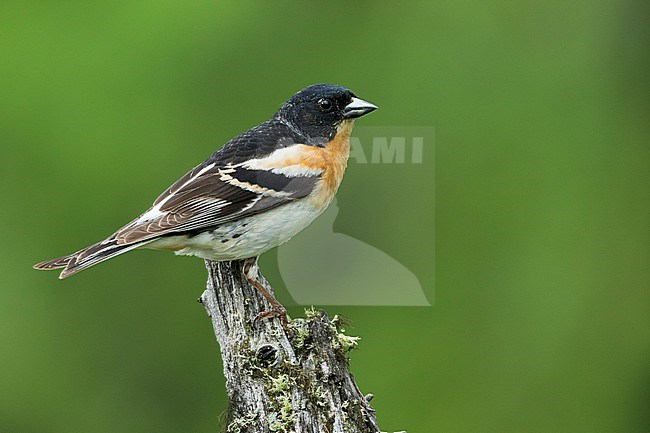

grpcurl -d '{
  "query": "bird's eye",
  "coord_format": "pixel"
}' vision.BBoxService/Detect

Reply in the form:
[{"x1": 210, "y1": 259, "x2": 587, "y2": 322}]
[{"x1": 318, "y1": 98, "x2": 333, "y2": 111}]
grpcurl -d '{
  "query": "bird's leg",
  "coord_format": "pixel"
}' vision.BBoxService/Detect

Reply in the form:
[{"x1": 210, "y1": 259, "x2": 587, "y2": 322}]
[{"x1": 241, "y1": 257, "x2": 288, "y2": 330}]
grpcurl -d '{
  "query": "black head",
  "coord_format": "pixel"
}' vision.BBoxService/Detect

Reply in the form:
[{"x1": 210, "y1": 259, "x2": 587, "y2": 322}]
[{"x1": 274, "y1": 84, "x2": 377, "y2": 145}]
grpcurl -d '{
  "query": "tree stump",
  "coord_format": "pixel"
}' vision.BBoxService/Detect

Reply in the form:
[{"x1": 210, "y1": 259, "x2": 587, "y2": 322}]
[{"x1": 200, "y1": 259, "x2": 380, "y2": 433}]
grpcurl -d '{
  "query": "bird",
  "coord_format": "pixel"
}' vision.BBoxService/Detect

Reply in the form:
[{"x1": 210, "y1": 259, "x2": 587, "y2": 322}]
[{"x1": 34, "y1": 83, "x2": 377, "y2": 324}]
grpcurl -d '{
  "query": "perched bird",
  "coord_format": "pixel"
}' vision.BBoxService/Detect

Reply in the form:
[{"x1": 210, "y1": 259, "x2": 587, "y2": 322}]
[{"x1": 34, "y1": 83, "x2": 377, "y2": 322}]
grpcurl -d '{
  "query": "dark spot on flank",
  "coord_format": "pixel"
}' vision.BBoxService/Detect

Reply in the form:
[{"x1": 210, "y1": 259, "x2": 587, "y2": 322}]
[
  {"x1": 221, "y1": 239, "x2": 229, "y2": 243},
  {"x1": 232, "y1": 233, "x2": 242, "y2": 239}
]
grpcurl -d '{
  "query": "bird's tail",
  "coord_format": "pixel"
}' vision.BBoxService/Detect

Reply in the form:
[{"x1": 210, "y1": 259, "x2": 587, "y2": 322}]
[{"x1": 33, "y1": 236, "x2": 151, "y2": 279}]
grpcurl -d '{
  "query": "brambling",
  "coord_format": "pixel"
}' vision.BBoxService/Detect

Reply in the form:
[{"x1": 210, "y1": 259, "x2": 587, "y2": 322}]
[{"x1": 34, "y1": 83, "x2": 377, "y2": 322}]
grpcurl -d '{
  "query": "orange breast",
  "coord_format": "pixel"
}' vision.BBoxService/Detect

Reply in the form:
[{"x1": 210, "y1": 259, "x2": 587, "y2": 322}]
[
  {"x1": 300, "y1": 120, "x2": 354, "y2": 209},
  {"x1": 242, "y1": 120, "x2": 355, "y2": 210}
]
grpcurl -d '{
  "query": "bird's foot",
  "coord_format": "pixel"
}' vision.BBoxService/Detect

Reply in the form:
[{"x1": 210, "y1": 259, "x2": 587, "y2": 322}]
[{"x1": 254, "y1": 304, "x2": 289, "y2": 332}]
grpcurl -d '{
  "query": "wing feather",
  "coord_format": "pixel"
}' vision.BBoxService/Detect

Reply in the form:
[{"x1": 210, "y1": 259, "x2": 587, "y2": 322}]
[{"x1": 114, "y1": 155, "x2": 320, "y2": 245}]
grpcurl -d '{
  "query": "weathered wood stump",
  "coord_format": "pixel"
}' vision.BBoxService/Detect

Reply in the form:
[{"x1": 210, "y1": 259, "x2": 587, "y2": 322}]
[{"x1": 200, "y1": 260, "x2": 380, "y2": 433}]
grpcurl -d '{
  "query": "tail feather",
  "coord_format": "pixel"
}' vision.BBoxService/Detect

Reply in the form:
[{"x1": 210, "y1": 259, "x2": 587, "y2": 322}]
[
  {"x1": 33, "y1": 254, "x2": 77, "y2": 270},
  {"x1": 34, "y1": 237, "x2": 152, "y2": 279}
]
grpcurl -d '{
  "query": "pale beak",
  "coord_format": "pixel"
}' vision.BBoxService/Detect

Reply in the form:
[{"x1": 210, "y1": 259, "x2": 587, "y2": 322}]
[{"x1": 343, "y1": 97, "x2": 378, "y2": 119}]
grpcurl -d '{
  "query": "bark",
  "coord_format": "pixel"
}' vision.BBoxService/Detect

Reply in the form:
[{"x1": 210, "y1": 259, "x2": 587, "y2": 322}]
[{"x1": 200, "y1": 259, "x2": 381, "y2": 433}]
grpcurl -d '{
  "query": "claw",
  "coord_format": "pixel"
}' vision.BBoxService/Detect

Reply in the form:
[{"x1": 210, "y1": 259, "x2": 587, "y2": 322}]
[
  {"x1": 242, "y1": 257, "x2": 290, "y2": 332},
  {"x1": 253, "y1": 305, "x2": 289, "y2": 331}
]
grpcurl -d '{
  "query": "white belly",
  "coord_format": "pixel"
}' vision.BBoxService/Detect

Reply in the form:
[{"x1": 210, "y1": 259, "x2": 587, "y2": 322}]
[{"x1": 145, "y1": 200, "x2": 325, "y2": 260}]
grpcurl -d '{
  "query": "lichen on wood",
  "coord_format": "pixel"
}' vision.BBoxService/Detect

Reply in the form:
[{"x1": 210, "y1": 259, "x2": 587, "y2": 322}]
[{"x1": 200, "y1": 259, "x2": 380, "y2": 433}]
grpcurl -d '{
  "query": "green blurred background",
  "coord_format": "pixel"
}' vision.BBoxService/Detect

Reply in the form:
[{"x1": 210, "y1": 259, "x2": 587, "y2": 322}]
[{"x1": 1, "y1": 1, "x2": 648, "y2": 432}]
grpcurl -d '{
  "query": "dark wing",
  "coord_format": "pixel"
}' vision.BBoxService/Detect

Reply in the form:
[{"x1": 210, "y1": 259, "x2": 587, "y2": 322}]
[
  {"x1": 33, "y1": 118, "x2": 317, "y2": 279},
  {"x1": 114, "y1": 124, "x2": 320, "y2": 245},
  {"x1": 114, "y1": 163, "x2": 319, "y2": 244},
  {"x1": 207, "y1": 118, "x2": 307, "y2": 166},
  {"x1": 38, "y1": 159, "x2": 320, "y2": 278}
]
